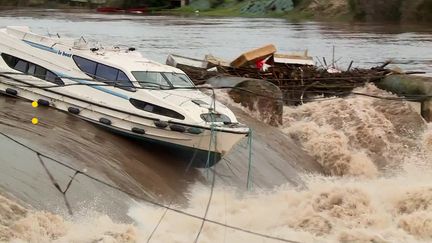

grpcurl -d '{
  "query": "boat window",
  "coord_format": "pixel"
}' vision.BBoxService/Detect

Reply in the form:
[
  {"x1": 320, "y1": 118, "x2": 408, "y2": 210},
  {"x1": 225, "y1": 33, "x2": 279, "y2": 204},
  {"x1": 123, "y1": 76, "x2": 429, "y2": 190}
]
[
  {"x1": 27, "y1": 63, "x2": 36, "y2": 75},
  {"x1": 73, "y1": 55, "x2": 135, "y2": 92},
  {"x1": 72, "y1": 56, "x2": 97, "y2": 76},
  {"x1": 46, "y1": 71, "x2": 63, "y2": 86},
  {"x1": 0, "y1": 53, "x2": 64, "y2": 86},
  {"x1": 131, "y1": 71, "x2": 170, "y2": 88},
  {"x1": 34, "y1": 66, "x2": 47, "y2": 79},
  {"x1": 163, "y1": 73, "x2": 194, "y2": 87},
  {"x1": 14, "y1": 60, "x2": 28, "y2": 73},
  {"x1": 117, "y1": 71, "x2": 129, "y2": 82},
  {"x1": 95, "y1": 63, "x2": 118, "y2": 82},
  {"x1": 201, "y1": 113, "x2": 231, "y2": 123},
  {"x1": 129, "y1": 98, "x2": 185, "y2": 120},
  {"x1": 131, "y1": 71, "x2": 194, "y2": 88},
  {"x1": 1, "y1": 53, "x2": 18, "y2": 67},
  {"x1": 116, "y1": 71, "x2": 135, "y2": 90}
]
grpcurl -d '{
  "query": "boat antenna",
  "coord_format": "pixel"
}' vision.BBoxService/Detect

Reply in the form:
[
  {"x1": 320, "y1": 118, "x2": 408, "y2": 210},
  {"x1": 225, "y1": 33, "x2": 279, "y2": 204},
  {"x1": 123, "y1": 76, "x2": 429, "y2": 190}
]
[
  {"x1": 332, "y1": 45, "x2": 335, "y2": 68},
  {"x1": 80, "y1": 36, "x2": 87, "y2": 43}
]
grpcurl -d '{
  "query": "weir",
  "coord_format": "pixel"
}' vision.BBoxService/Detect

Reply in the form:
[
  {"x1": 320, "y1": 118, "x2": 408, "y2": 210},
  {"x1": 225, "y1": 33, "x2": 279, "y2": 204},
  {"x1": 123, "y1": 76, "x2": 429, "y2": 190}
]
[
  {"x1": 206, "y1": 76, "x2": 284, "y2": 126},
  {"x1": 377, "y1": 74, "x2": 432, "y2": 121},
  {"x1": 0, "y1": 93, "x2": 321, "y2": 220}
]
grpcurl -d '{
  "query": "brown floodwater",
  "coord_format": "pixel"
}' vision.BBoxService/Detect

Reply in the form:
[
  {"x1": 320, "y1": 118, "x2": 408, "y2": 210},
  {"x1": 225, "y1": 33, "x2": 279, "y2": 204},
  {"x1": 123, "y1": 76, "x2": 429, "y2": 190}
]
[
  {"x1": 0, "y1": 9, "x2": 431, "y2": 74},
  {"x1": 1, "y1": 10, "x2": 432, "y2": 243},
  {"x1": 0, "y1": 89, "x2": 321, "y2": 221}
]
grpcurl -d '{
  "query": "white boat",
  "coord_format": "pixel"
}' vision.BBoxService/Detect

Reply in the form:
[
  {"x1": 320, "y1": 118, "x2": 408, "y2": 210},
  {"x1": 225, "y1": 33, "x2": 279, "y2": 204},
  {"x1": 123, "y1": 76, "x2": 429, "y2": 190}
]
[
  {"x1": 0, "y1": 26, "x2": 249, "y2": 167},
  {"x1": 166, "y1": 54, "x2": 211, "y2": 70}
]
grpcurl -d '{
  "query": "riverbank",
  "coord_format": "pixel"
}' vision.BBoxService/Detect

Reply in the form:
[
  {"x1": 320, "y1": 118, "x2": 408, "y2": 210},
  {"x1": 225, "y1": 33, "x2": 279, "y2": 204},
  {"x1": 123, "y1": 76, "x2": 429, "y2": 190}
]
[
  {"x1": 166, "y1": 0, "x2": 432, "y2": 23},
  {"x1": 1, "y1": 0, "x2": 431, "y2": 23}
]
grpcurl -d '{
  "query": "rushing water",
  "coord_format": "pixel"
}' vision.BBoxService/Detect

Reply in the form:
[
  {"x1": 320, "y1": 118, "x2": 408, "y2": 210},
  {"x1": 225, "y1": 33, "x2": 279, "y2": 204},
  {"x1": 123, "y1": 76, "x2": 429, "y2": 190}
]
[{"x1": 1, "y1": 10, "x2": 432, "y2": 243}]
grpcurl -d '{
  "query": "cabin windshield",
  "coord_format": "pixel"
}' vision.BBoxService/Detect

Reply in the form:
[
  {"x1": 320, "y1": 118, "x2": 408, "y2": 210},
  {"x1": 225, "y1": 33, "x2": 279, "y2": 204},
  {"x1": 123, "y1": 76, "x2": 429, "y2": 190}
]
[
  {"x1": 163, "y1": 73, "x2": 194, "y2": 87},
  {"x1": 131, "y1": 71, "x2": 194, "y2": 89}
]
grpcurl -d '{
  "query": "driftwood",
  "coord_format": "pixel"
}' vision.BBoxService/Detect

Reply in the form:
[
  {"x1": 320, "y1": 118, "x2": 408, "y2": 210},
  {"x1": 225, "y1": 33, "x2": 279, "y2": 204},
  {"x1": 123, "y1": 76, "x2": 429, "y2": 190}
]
[
  {"x1": 183, "y1": 62, "x2": 392, "y2": 105},
  {"x1": 167, "y1": 42, "x2": 399, "y2": 107}
]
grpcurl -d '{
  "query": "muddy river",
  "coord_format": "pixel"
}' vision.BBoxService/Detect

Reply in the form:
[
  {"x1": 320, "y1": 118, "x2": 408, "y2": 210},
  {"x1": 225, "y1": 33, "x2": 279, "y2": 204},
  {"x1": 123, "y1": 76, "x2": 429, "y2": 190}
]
[{"x1": 0, "y1": 10, "x2": 432, "y2": 243}]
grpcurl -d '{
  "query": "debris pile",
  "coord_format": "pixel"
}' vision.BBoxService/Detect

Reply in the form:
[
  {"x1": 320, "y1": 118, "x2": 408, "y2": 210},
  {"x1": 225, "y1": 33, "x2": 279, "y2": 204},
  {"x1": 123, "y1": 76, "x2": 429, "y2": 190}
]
[{"x1": 167, "y1": 44, "x2": 393, "y2": 125}]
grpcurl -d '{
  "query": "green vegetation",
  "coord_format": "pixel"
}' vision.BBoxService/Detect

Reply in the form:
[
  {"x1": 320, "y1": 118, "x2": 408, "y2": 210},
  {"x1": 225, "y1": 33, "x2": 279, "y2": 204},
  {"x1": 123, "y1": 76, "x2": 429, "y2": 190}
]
[
  {"x1": 167, "y1": 0, "x2": 295, "y2": 17},
  {"x1": 173, "y1": 0, "x2": 432, "y2": 23},
  {"x1": 169, "y1": 0, "x2": 340, "y2": 19},
  {"x1": 0, "y1": 0, "x2": 171, "y2": 8},
  {"x1": 167, "y1": 0, "x2": 243, "y2": 16},
  {"x1": 0, "y1": 0, "x2": 430, "y2": 23}
]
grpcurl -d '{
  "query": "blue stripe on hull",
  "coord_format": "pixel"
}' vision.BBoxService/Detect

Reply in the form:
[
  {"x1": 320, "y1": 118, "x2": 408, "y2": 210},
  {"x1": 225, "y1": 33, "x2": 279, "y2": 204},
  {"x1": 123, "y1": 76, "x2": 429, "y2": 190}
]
[
  {"x1": 71, "y1": 78, "x2": 130, "y2": 100},
  {"x1": 23, "y1": 40, "x2": 58, "y2": 54}
]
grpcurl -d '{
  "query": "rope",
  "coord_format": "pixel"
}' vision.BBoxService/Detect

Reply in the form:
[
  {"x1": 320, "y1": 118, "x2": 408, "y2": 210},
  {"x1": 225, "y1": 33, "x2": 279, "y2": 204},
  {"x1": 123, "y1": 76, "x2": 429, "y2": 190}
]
[
  {"x1": 147, "y1": 108, "x2": 216, "y2": 242},
  {"x1": 194, "y1": 90, "x2": 219, "y2": 242},
  {"x1": 246, "y1": 129, "x2": 253, "y2": 191},
  {"x1": 0, "y1": 72, "x2": 392, "y2": 89},
  {"x1": 1, "y1": 70, "x2": 421, "y2": 242},
  {"x1": 37, "y1": 153, "x2": 74, "y2": 215},
  {"x1": 146, "y1": 208, "x2": 169, "y2": 243},
  {"x1": 0, "y1": 70, "x2": 402, "y2": 81},
  {"x1": 194, "y1": 155, "x2": 216, "y2": 243},
  {"x1": 2, "y1": 73, "x2": 429, "y2": 103}
]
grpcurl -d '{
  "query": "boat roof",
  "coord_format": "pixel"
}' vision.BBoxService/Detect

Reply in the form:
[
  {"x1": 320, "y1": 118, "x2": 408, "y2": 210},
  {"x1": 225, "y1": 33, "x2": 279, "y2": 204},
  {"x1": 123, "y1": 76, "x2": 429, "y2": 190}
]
[{"x1": 2, "y1": 26, "x2": 184, "y2": 74}]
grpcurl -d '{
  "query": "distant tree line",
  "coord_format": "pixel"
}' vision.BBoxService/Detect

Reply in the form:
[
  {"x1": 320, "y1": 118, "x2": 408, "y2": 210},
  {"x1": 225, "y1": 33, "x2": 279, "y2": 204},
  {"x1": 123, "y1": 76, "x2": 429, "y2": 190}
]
[
  {"x1": 0, "y1": 0, "x2": 172, "y2": 7},
  {"x1": 119, "y1": 0, "x2": 170, "y2": 8}
]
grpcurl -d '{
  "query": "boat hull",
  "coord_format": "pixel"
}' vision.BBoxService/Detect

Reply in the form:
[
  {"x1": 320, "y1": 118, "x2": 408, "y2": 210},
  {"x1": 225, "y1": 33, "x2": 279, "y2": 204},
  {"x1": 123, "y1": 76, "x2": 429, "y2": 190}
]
[
  {"x1": 0, "y1": 75, "x2": 247, "y2": 166},
  {"x1": 93, "y1": 121, "x2": 222, "y2": 168}
]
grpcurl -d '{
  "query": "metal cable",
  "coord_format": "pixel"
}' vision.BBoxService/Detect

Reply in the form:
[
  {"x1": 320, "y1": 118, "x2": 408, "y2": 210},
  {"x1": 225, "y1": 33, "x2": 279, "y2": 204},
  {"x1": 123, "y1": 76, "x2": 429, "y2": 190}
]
[
  {"x1": 3, "y1": 73, "x2": 426, "y2": 103},
  {"x1": 194, "y1": 95, "x2": 218, "y2": 243}
]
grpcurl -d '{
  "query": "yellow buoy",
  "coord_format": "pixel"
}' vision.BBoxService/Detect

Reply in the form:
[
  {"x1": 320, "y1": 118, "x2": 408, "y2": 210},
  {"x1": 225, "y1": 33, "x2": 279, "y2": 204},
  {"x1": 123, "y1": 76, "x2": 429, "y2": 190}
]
[
  {"x1": 31, "y1": 117, "x2": 39, "y2": 125},
  {"x1": 32, "y1": 101, "x2": 38, "y2": 108}
]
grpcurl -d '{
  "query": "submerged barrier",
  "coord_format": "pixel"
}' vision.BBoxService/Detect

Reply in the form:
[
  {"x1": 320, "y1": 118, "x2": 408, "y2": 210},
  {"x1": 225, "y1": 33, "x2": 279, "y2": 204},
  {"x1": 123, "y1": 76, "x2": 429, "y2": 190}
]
[
  {"x1": 207, "y1": 76, "x2": 284, "y2": 126},
  {"x1": 0, "y1": 130, "x2": 301, "y2": 243}
]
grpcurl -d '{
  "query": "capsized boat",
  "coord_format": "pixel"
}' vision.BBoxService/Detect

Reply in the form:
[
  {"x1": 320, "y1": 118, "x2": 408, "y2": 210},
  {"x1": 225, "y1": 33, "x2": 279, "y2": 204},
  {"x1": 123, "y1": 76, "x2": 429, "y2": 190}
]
[{"x1": 0, "y1": 26, "x2": 250, "y2": 167}]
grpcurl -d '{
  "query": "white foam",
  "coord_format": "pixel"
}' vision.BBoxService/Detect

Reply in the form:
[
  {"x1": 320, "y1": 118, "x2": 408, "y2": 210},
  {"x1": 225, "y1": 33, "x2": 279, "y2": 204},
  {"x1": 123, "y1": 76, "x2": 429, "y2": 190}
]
[{"x1": 2, "y1": 84, "x2": 432, "y2": 243}]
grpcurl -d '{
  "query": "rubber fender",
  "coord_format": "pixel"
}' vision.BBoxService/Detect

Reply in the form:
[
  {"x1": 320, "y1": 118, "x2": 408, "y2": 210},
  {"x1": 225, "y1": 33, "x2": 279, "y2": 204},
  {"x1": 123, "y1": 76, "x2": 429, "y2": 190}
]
[
  {"x1": 187, "y1": 127, "x2": 203, "y2": 134},
  {"x1": 68, "y1": 107, "x2": 80, "y2": 114},
  {"x1": 170, "y1": 124, "x2": 186, "y2": 133},
  {"x1": 154, "y1": 120, "x2": 168, "y2": 129},
  {"x1": 99, "y1": 118, "x2": 112, "y2": 125},
  {"x1": 5, "y1": 88, "x2": 17, "y2": 96},
  {"x1": 132, "y1": 127, "x2": 145, "y2": 134},
  {"x1": 37, "y1": 99, "x2": 50, "y2": 106}
]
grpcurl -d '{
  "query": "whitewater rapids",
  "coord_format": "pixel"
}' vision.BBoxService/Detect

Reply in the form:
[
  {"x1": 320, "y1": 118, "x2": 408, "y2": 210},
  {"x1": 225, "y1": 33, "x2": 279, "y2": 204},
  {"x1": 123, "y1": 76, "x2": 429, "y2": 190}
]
[{"x1": 1, "y1": 84, "x2": 432, "y2": 243}]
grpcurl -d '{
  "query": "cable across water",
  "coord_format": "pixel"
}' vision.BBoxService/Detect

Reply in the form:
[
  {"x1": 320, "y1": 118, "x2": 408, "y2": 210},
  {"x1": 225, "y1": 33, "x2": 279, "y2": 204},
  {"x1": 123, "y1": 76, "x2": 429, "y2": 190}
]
[{"x1": 1, "y1": 72, "x2": 430, "y2": 103}]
